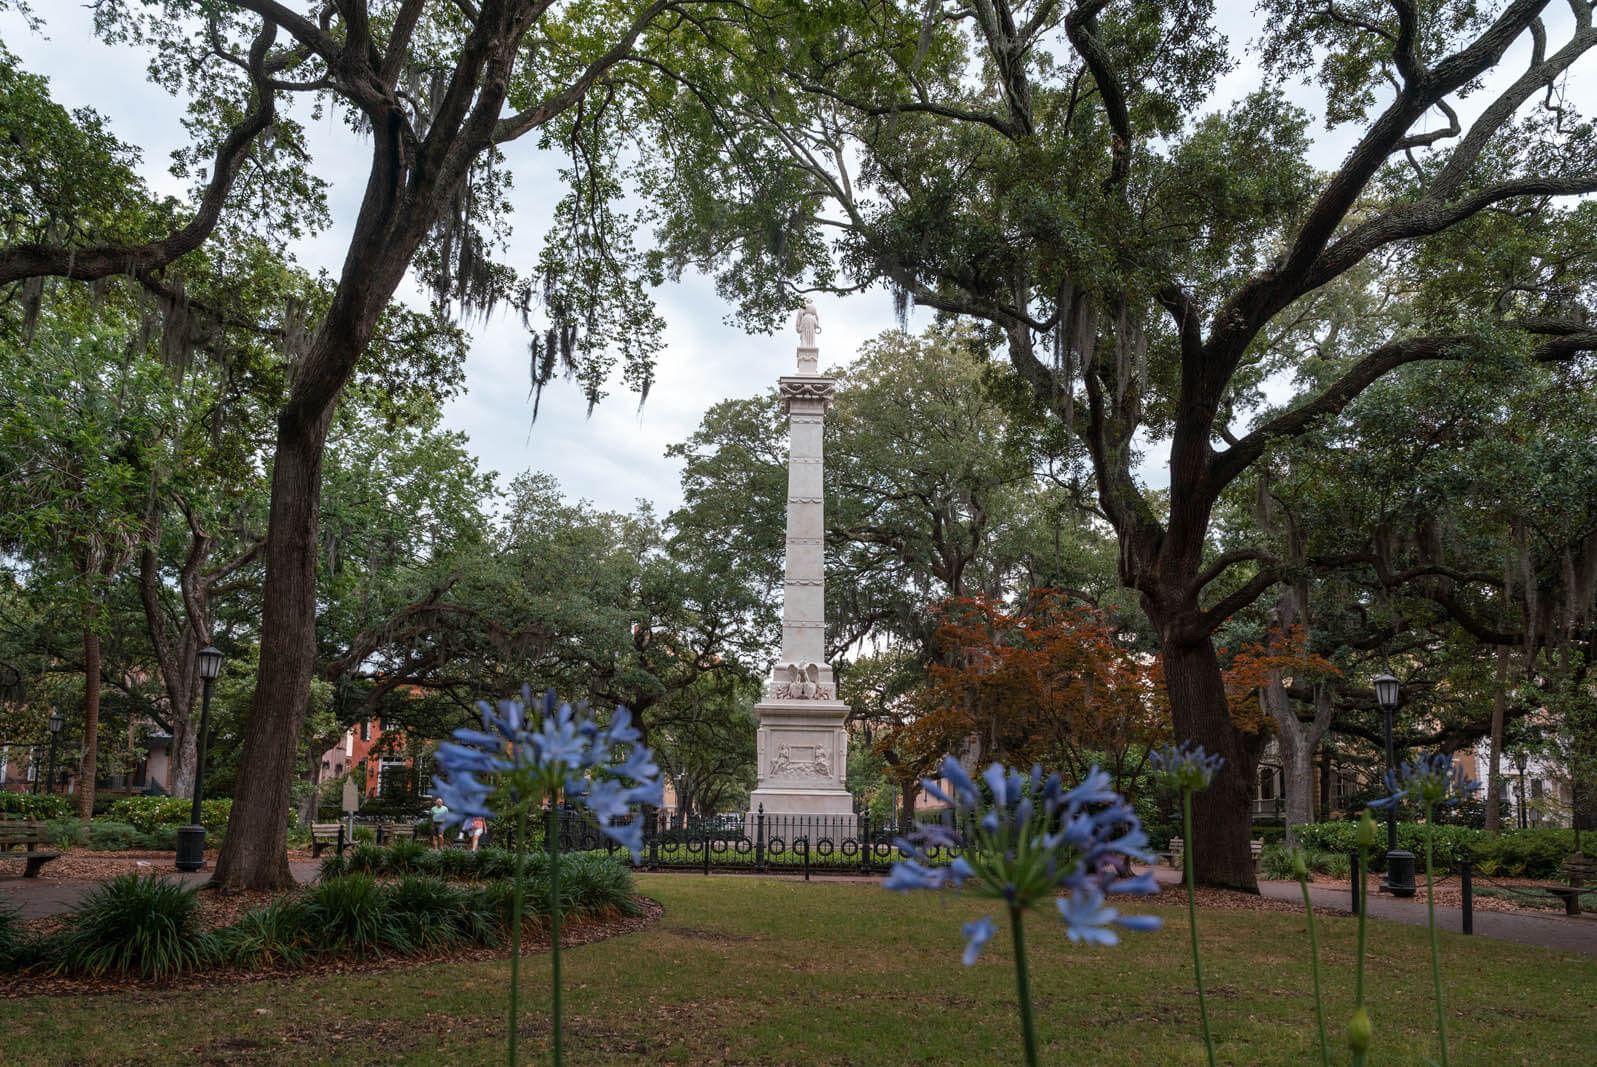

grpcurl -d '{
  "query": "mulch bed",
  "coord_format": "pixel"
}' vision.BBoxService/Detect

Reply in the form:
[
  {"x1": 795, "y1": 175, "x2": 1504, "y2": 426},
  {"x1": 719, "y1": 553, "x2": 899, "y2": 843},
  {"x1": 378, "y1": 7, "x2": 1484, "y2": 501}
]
[
  {"x1": 0, "y1": 896, "x2": 664, "y2": 998},
  {"x1": 2, "y1": 848, "x2": 319, "y2": 884}
]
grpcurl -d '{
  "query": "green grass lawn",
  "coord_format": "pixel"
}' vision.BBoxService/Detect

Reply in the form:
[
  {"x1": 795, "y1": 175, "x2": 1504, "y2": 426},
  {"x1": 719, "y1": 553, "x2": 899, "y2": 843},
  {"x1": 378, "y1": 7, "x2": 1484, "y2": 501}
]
[{"x1": 6, "y1": 874, "x2": 1594, "y2": 1064}]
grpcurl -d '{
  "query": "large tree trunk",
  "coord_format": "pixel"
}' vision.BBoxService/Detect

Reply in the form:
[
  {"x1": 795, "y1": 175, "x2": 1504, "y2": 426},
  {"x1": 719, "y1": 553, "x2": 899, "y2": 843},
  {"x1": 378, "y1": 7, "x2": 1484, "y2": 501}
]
[
  {"x1": 77, "y1": 621, "x2": 101, "y2": 820},
  {"x1": 1161, "y1": 632, "x2": 1263, "y2": 891},
  {"x1": 1261, "y1": 589, "x2": 1335, "y2": 846},
  {"x1": 1484, "y1": 644, "x2": 1508, "y2": 834},
  {"x1": 210, "y1": 415, "x2": 333, "y2": 890},
  {"x1": 900, "y1": 779, "x2": 920, "y2": 829},
  {"x1": 171, "y1": 723, "x2": 199, "y2": 799},
  {"x1": 1271, "y1": 684, "x2": 1336, "y2": 847}
]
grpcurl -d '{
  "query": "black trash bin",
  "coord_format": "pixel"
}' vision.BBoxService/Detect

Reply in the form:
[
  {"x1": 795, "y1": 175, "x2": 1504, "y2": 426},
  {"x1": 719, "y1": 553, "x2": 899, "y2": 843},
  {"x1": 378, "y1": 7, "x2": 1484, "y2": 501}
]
[{"x1": 1384, "y1": 849, "x2": 1417, "y2": 898}]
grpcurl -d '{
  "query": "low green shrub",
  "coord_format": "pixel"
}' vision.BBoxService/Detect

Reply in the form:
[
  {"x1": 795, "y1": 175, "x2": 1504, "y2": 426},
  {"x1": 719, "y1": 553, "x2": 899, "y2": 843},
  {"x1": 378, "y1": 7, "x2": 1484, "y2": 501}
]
[
  {"x1": 301, "y1": 875, "x2": 411, "y2": 957},
  {"x1": 219, "y1": 897, "x2": 313, "y2": 970},
  {"x1": 344, "y1": 843, "x2": 386, "y2": 875},
  {"x1": 142, "y1": 824, "x2": 180, "y2": 850},
  {"x1": 387, "y1": 876, "x2": 466, "y2": 949},
  {"x1": 54, "y1": 874, "x2": 219, "y2": 979},
  {"x1": 1294, "y1": 822, "x2": 1579, "y2": 878},
  {"x1": 106, "y1": 796, "x2": 232, "y2": 835},
  {"x1": 454, "y1": 884, "x2": 505, "y2": 945},
  {"x1": 45, "y1": 817, "x2": 88, "y2": 848},
  {"x1": 384, "y1": 838, "x2": 430, "y2": 874},
  {"x1": 319, "y1": 852, "x2": 348, "y2": 880},
  {"x1": 0, "y1": 903, "x2": 24, "y2": 968},
  {"x1": 557, "y1": 852, "x2": 640, "y2": 918},
  {"x1": 466, "y1": 880, "x2": 523, "y2": 929},
  {"x1": 474, "y1": 846, "x2": 518, "y2": 881},
  {"x1": 1259, "y1": 843, "x2": 1300, "y2": 881},
  {"x1": 1311, "y1": 850, "x2": 1350, "y2": 879},
  {"x1": 433, "y1": 847, "x2": 477, "y2": 880},
  {"x1": 0, "y1": 792, "x2": 74, "y2": 819},
  {"x1": 1468, "y1": 828, "x2": 1577, "y2": 878},
  {"x1": 83, "y1": 820, "x2": 147, "y2": 852}
]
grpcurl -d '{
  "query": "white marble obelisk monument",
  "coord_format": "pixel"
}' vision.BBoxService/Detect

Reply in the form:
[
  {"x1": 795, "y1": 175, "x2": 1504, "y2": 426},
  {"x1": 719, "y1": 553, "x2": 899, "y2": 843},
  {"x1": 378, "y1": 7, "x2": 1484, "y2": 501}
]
[{"x1": 747, "y1": 301, "x2": 855, "y2": 822}]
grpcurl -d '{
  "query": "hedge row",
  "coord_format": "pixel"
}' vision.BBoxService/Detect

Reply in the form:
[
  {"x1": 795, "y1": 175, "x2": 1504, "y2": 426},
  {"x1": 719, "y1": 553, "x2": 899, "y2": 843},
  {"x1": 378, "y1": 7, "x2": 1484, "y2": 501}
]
[
  {"x1": 0, "y1": 793, "x2": 75, "y2": 820},
  {"x1": 105, "y1": 796, "x2": 231, "y2": 835},
  {"x1": 1293, "y1": 823, "x2": 1582, "y2": 878}
]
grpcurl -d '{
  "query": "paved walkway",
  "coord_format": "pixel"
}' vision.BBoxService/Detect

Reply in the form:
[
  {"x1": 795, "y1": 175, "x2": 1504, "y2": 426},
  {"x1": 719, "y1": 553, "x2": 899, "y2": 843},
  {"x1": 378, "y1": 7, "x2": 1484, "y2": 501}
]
[
  {"x1": 0, "y1": 861, "x2": 321, "y2": 919},
  {"x1": 1143, "y1": 864, "x2": 1597, "y2": 956}
]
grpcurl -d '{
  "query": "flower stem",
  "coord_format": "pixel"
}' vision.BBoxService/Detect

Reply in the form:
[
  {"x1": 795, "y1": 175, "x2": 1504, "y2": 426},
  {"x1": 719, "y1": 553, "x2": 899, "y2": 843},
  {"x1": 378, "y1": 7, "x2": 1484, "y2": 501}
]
[
  {"x1": 509, "y1": 807, "x2": 524, "y2": 1067},
  {"x1": 551, "y1": 801, "x2": 564, "y2": 1067},
  {"x1": 1425, "y1": 813, "x2": 1449, "y2": 1067},
  {"x1": 1298, "y1": 871, "x2": 1329, "y2": 1067},
  {"x1": 1353, "y1": 841, "x2": 1368, "y2": 1067},
  {"x1": 1183, "y1": 791, "x2": 1215, "y2": 1067},
  {"x1": 1008, "y1": 903, "x2": 1038, "y2": 1067}
]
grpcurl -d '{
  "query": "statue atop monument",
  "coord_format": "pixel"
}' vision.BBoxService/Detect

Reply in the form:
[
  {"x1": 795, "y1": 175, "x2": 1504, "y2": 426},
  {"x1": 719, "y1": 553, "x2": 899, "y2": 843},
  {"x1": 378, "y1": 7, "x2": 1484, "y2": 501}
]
[{"x1": 795, "y1": 299, "x2": 820, "y2": 349}]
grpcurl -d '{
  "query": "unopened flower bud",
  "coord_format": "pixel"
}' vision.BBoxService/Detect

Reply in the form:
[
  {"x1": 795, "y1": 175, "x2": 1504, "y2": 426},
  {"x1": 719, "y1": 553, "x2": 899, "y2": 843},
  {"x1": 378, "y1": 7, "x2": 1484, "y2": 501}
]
[
  {"x1": 1292, "y1": 848, "x2": 1309, "y2": 879},
  {"x1": 1356, "y1": 809, "x2": 1378, "y2": 848},
  {"x1": 1347, "y1": 1006, "x2": 1372, "y2": 1053}
]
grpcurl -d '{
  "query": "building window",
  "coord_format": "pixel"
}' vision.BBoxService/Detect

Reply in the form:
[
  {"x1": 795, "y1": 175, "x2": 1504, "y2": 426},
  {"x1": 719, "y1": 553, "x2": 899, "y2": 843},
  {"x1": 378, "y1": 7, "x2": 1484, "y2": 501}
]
[
  {"x1": 360, "y1": 720, "x2": 370, "y2": 741},
  {"x1": 377, "y1": 758, "x2": 410, "y2": 798}
]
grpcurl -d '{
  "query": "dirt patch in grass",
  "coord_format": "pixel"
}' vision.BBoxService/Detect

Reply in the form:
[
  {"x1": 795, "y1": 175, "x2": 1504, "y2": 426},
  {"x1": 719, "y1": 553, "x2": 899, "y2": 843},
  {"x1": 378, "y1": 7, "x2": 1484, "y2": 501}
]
[
  {"x1": 0, "y1": 896, "x2": 664, "y2": 998},
  {"x1": 664, "y1": 925, "x2": 763, "y2": 942},
  {"x1": 1176, "y1": 883, "x2": 1336, "y2": 915}
]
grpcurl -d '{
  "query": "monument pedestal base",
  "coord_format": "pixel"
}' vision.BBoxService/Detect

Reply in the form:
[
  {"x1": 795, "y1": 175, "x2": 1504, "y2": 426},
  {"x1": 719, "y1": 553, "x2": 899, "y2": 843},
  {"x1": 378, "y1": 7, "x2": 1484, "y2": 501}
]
[{"x1": 749, "y1": 696, "x2": 856, "y2": 833}]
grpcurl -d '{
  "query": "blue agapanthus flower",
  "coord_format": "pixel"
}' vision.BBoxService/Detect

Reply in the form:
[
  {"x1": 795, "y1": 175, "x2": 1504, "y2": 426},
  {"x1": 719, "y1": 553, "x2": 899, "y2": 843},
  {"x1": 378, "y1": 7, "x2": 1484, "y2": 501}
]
[
  {"x1": 887, "y1": 756, "x2": 1161, "y2": 964},
  {"x1": 1151, "y1": 742, "x2": 1225, "y2": 792},
  {"x1": 1368, "y1": 753, "x2": 1481, "y2": 811},
  {"x1": 431, "y1": 688, "x2": 663, "y2": 861}
]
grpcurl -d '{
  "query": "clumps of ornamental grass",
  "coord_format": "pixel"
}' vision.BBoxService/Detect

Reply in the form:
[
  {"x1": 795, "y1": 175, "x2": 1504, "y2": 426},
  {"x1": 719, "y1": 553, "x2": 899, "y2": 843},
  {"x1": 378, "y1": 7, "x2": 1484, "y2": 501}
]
[
  {"x1": 300, "y1": 874, "x2": 413, "y2": 958},
  {"x1": 220, "y1": 896, "x2": 314, "y2": 970},
  {"x1": 54, "y1": 874, "x2": 220, "y2": 980}
]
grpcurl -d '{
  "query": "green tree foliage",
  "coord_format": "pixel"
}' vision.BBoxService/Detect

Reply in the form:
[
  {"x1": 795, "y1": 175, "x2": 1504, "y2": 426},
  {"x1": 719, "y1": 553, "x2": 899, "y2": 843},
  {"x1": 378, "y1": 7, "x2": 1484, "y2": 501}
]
[
  {"x1": 630, "y1": 0, "x2": 1597, "y2": 887},
  {"x1": 2, "y1": 1, "x2": 688, "y2": 889}
]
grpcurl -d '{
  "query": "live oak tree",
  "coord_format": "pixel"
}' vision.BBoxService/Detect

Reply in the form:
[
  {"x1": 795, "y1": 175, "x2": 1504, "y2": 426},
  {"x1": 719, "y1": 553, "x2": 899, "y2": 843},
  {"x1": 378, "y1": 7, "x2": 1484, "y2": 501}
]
[
  {"x1": 636, "y1": 0, "x2": 1597, "y2": 887},
  {"x1": 1, "y1": 0, "x2": 688, "y2": 888},
  {"x1": 1260, "y1": 343, "x2": 1597, "y2": 822}
]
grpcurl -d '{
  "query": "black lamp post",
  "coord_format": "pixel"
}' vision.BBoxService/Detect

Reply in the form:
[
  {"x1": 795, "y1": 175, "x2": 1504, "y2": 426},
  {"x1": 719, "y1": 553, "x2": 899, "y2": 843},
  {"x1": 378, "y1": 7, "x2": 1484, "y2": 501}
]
[
  {"x1": 1372, "y1": 673, "x2": 1416, "y2": 897},
  {"x1": 46, "y1": 711, "x2": 63, "y2": 795},
  {"x1": 1515, "y1": 750, "x2": 1529, "y2": 830},
  {"x1": 175, "y1": 645, "x2": 224, "y2": 872}
]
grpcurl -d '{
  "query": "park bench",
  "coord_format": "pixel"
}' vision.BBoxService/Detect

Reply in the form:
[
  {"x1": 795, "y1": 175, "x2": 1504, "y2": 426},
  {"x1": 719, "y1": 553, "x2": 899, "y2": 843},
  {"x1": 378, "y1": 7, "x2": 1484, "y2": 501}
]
[
  {"x1": 374, "y1": 820, "x2": 421, "y2": 845},
  {"x1": 1544, "y1": 853, "x2": 1597, "y2": 916},
  {"x1": 309, "y1": 822, "x2": 343, "y2": 858},
  {"x1": 0, "y1": 819, "x2": 62, "y2": 877},
  {"x1": 1166, "y1": 838, "x2": 1264, "y2": 872}
]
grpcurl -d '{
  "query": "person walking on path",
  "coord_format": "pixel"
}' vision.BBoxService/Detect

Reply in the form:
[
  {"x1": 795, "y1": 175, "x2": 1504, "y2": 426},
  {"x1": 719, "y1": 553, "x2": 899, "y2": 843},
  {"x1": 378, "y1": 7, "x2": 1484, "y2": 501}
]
[
  {"x1": 468, "y1": 814, "x2": 487, "y2": 851},
  {"x1": 429, "y1": 797, "x2": 449, "y2": 849}
]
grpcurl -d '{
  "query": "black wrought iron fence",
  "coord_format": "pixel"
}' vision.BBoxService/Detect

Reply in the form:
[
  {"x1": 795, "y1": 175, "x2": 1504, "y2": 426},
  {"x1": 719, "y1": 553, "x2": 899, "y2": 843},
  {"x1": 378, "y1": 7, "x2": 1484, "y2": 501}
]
[{"x1": 530, "y1": 805, "x2": 971, "y2": 879}]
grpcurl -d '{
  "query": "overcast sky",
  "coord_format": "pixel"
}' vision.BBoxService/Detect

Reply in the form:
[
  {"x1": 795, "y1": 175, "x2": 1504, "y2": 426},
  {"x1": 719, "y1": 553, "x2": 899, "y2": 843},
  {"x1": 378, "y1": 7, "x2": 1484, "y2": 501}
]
[{"x1": 4, "y1": 4, "x2": 1587, "y2": 519}]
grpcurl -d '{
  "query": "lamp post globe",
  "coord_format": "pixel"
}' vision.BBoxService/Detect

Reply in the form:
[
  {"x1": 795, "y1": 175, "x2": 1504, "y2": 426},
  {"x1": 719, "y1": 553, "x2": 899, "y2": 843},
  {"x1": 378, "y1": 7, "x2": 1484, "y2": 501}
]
[
  {"x1": 175, "y1": 645, "x2": 224, "y2": 872},
  {"x1": 1372, "y1": 673, "x2": 1415, "y2": 897},
  {"x1": 45, "y1": 711, "x2": 63, "y2": 796}
]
